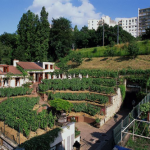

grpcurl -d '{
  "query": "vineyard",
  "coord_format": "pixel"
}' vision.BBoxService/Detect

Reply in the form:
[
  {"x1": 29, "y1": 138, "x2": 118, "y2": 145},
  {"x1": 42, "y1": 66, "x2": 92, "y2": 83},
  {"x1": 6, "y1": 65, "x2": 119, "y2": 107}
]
[
  {"x1": 0, "y1": 97, "x2": 55, "y2": 137},
  {"x1": 39, "y1": 78, "x2": 116, "y2": 94},
  {"x1": 48, "y1": 92, "x2": 109, "y2": 104},
  {"x1": 38, "y1": 72, "x2": 119, "y2": 117},
  {"x1": 0, "y1": 87, "x2": 33, "y2": 97}
]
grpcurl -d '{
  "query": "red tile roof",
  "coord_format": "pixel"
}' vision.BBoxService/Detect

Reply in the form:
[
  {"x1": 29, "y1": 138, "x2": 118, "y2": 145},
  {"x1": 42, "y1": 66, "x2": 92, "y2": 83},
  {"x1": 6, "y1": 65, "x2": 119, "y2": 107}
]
[
  {"x1": 55, "y1": 66, "x2": 60, "y2": 70},
  {"x1": 9, "y1": 65, "x2": 22, "y2": 75},
  {"x1": 17, "y1": 62, "x2": 43, "y2": 70},
  {"x1": 0, "y1": 70, "x2": 6, "y2": 75}
]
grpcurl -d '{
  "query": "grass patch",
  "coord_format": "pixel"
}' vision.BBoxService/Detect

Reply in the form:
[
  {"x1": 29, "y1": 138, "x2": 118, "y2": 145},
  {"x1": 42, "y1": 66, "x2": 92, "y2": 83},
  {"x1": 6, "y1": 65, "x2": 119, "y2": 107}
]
[
  {"x1": 76, "y1": 55, "x2": 150, "y2": 70},
  {"x1": 126, "y1": 136, "x2": 150, "y2": 150},
  {"x1": 75, "y1": 40, "x2": 150, "y2": 58}
]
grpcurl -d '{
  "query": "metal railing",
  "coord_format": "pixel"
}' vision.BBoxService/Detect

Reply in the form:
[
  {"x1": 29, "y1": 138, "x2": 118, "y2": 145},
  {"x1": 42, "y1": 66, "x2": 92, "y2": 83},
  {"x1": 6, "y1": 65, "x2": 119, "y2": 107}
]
[{"x1": 113, "y1": 93, "x2": 150, "y2": 144}]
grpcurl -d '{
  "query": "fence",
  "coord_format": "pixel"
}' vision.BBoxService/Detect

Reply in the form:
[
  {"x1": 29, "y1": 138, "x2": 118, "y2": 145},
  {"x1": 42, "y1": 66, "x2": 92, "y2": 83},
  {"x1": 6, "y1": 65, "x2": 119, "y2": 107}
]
[{"x1": 113, "y1": 93, "x2": 150, "y2": 145}]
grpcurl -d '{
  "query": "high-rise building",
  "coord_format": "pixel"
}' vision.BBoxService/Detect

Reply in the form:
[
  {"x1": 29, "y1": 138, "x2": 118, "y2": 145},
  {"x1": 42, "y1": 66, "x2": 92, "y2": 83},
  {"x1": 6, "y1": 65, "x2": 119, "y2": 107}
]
[
  {"x1": 88, "y1": 19, "x2": 100, "y2": 30},
  {"x1": 138, "y1": 7, "x2": 150, "y2": 36},
  {"x1": 118, "y1": 17, "x2": 138, "y2": 37},
  {"x1": 98, "y1": 16, "x2": 117, "y2": 27}
]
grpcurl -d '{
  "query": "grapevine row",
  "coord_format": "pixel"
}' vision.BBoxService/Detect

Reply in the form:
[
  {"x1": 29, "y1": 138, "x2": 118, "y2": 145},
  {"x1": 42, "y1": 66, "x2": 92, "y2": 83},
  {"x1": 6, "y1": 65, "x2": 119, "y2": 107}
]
[
  {"x1": 71, "y1": 103, "x2": 101, "y2": 116},
  {"x1": 0, "y1": 87, "x2": 33, "y2": 97},
  {"x1": 48, "y1": 92, "x2": 109, "y2": 104},
  {"x1": 0, "y1": 97, "x2": 55, "y2": 137},
  {"x1": 40, "y1": 78, "x2": 116, "y2": 94}
]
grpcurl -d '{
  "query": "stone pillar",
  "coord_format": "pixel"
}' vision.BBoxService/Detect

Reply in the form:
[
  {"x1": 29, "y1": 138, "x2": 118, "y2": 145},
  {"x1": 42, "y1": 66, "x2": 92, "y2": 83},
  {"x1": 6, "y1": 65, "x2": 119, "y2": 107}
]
[
  {"x1": 73, "y1": 74, "x2": 75, "y2": 78},
  {"x1": 33, "y1": 73, "x2": 36, "y2": 83},
  {"x1": 49, "y1": 74, "x2": 51, "y2": 79}
]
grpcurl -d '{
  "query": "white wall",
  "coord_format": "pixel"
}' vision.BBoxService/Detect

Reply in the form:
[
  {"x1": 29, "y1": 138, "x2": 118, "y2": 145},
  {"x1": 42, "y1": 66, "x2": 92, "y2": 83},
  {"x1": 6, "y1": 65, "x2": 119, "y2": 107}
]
[
  {"x1": 88, "y1": 19, "x2": 99, "y2": 30},
  {"x1": 50, "y1": 122, "x2": 75, "y2": 150},
  {"x1": 119, "y1": 17, "x2": 138, "y2": 37},
  {"x1": 100, "y1": 88, "x2": 122, "y2": 126}
]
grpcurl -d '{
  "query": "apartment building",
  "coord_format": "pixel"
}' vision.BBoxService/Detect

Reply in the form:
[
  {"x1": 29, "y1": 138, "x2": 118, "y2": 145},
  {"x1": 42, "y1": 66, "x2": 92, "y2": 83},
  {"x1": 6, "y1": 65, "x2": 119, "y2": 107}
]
[
  {"x1": 88, "y1": 19, "x2": 99, "y2": 30},
  {"x1": 118, "y1": 17, "x2": 138, "y2": 37},
  {"x1": 98, "y1": 16, "x2": 117, "y2": 27},
  {"x1": 138, "y1": 7, "x2": 150, "y2": 36},
  {"x1": 88, "y1": 16, "x2": 117, "y2": 30}
]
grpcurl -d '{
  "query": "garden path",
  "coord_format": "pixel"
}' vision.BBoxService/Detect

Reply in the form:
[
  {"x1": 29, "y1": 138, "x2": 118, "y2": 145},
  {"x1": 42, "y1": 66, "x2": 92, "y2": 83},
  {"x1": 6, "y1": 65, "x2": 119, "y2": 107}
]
[{"x1": 75, "y1": 108, "x2": 130, "y2": 150}]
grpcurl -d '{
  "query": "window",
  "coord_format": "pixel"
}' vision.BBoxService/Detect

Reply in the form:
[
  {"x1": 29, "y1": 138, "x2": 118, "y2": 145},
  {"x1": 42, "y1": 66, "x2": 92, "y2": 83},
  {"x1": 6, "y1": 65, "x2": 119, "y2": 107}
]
[
  {"x1": 132, "y1": 19, "x2": 134, "y2": 22},
  {"x1": 129, "y1": 20, "x2": 131, "y2": 22},
  {"x1": 3, "y1": 67, "x2": 8, "y2": 72},
  {"x1": 45, "y1": 64, "x2": 48, "y2": 69},
  {"x1": 50, "y1": 65, "x2": 53, "y2": 69}
]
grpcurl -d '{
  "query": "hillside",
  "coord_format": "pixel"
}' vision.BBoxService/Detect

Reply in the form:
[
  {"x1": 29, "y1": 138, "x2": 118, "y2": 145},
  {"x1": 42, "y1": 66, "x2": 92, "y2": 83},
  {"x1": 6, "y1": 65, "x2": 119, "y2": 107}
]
[
  {"x1": 76, "y1": 55, "x2": 150, "y2": 70},
  {"x1": 75, "y1": 40, "x2": 150, "y2": 58}
]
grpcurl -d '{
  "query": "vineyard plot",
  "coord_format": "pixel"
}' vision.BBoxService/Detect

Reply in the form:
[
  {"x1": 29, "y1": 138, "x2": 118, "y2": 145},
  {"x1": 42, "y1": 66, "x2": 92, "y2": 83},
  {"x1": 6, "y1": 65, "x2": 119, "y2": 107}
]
[{"x1": 0, "y1": 97, "x2": 55, "y2": 137}]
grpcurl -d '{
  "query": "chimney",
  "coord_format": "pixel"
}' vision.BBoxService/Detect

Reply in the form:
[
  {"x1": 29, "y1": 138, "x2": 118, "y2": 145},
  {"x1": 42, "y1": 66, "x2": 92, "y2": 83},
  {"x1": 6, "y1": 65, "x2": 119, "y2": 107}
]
[{"x1": 13, "y1": 59, "x2": 19, "y2": 67}]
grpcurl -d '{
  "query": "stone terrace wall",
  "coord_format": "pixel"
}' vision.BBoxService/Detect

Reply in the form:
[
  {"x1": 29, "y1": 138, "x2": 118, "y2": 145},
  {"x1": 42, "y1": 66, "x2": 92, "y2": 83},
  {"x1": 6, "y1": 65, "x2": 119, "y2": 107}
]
[{"x1": 100, "y1": 88, "x2": 122, "y2": 126}]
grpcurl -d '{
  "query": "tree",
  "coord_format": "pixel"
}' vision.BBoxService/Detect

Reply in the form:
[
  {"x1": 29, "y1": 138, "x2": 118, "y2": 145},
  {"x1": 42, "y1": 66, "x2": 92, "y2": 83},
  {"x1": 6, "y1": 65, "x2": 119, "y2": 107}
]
[
  {"x1": 142, "y1": 27, "x2": 150, "y2": 40},
  {"x1": 0, "y1": 42, "x2": 12, "y2": 64},
  {"x1": 128, "y1": 42, "x2": 139, "y2": 59},
  {"x1": 37, "y1": 6, "x2": 50, "y2": 61},
  {"x1": 49, "y1": 98, "x2": 73, "y2": 113},
  {"x1": 17, "y1": 10, "x2": 39, "y2": 61},
  {"x1": 49, "y1": 17, "x2": 73, "y2": 60}
]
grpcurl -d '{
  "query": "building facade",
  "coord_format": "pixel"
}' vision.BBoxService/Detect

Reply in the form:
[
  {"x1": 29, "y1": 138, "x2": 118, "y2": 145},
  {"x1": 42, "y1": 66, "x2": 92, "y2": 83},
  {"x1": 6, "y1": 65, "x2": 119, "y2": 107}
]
[
  {"x1": 118, "y1": 17, "x2": 138, "y2": 37},
  {"x1": 98, "y1": 16, "x2": 117, "y2": 27},
  {"x1": 88, "y1": 19, "x2": 99, "y2": 30},
  {"x1": 88, "y1": 16, "x2": 117, "y2": 30},
  {"x1": 138, "y1": 7, "x2": 150, "y2": 36}
]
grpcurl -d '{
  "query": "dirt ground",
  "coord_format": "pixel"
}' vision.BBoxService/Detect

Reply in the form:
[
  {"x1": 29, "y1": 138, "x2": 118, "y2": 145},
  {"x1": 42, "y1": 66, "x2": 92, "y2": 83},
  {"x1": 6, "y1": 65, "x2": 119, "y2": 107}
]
[
  {"x1": 0, "y1": 121, "x2": 54, "y2": 144},
  {"x1": 47, "y1": 90, "x2": 115, "y2": 97},
  {"x1": 69, "y1": 111, "x2": 105, "y2": 119}
]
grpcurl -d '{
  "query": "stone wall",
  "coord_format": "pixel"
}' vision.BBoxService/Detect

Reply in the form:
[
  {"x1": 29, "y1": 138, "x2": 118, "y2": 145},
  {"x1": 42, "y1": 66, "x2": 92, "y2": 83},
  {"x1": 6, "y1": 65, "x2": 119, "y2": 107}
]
[{"x1": 100, "y1": 88, "x2": 122, "y2": 126}]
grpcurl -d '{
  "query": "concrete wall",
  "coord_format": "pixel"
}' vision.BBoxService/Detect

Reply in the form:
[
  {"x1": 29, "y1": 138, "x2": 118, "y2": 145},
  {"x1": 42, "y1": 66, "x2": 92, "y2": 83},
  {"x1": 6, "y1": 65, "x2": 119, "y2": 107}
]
[
  {"x1": 50, "y1": 122, "x2": 75, "y2": 150},
  {"x1": 100, "y1": 88, "x2": 122, "y2": 126}
]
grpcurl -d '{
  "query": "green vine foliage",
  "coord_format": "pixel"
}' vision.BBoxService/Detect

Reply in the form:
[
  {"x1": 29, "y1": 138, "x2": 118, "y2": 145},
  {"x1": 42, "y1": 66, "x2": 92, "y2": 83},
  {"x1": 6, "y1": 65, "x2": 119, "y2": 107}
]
[
  {"x1": 17, "y1": 65, "x2": 28, "y2": 77},
  {"x1": 140, "y1": 103, "x2": 150, "y2": 116},
  {"x1": 49, "y1": 98, "x2": 73, "y2": 112},
  {"x1": 54, "y1": 69, "x2": 118, "y2": 78},
  {"x1": 0, "y1": 87, "x2": 32, "y2": 97},
  {"x1": 72, "y1": 103, "x2": 101, "y2": 116},
  {"x1": 39, "y1": 78, "x2": 116, "y2": 94},
  {"x1": 0, "y1": 97, "x2": 56, "y2": 137},
  {"x1": 119, "y1": 85, "x2": 126, "y2": 101},
  {"x1": 19, "y1": 128, "x2": 61, "y2": 150},
  {"x1": 48, "y1": 92, "x2": 108, "y2": 104}
]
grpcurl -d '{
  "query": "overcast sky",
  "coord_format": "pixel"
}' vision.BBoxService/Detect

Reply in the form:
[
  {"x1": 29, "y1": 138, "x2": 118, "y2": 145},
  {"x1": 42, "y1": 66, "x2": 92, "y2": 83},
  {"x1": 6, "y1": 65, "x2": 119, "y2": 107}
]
[{"x1": 0, "y1": 0, "x2": 149, "y2": 35}]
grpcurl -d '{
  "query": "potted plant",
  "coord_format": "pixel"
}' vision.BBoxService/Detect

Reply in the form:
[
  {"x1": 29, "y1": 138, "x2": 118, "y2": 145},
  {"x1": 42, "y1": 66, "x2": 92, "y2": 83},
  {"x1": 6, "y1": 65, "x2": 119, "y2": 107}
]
[{"x1": 94, "y1": 118, "x2": 100, "y2": 128}]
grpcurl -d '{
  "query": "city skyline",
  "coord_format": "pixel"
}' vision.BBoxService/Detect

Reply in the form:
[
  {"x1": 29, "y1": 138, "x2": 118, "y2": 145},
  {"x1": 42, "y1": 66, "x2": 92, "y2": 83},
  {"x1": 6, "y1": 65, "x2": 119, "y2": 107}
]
[{"x1": 0, "y1": 0, "x2": 149, "y2": 35}]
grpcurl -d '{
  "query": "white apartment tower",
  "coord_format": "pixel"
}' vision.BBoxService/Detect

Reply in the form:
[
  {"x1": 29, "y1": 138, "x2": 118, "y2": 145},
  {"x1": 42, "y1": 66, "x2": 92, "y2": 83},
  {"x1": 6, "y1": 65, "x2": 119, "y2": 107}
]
[
  {"x1": 98, "y1": 16, "x2": 117, "y2": 27},
  {"x1": 118, "y1": 17, "x2": 138, "y2": 37},
  {"x1": 88, "y1": 19, "x2": 99, "y2": 30}
]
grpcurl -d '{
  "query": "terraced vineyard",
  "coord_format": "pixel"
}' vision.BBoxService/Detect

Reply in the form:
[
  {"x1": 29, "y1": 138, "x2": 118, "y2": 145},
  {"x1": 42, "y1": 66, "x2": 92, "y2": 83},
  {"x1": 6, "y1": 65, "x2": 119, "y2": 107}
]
[
  {"x1": 0, "y1": 97, "x2": 55, "y2": 137},
  {"x1": 40, "y1": 71, "x2": 119, "y2": 116}
]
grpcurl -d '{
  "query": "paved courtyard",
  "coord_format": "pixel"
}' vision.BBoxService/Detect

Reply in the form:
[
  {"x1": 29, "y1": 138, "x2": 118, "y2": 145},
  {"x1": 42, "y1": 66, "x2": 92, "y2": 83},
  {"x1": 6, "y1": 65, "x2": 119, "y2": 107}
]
[{"x1": 75, "y1": 108, "x2": 130, "y2": 150}]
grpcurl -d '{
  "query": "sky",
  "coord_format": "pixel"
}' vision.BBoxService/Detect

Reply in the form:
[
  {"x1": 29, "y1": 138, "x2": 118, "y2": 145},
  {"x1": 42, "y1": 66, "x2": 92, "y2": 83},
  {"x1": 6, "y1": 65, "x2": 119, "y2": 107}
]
[{"x1": 0, "y1": 0, "x2": 149, "y2": 35}]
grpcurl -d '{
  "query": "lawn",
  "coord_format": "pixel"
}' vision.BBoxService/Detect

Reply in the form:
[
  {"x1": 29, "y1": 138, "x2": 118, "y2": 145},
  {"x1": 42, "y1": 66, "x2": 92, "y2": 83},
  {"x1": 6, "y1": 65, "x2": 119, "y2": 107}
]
[
  {"x1": 75, "y1": 40, "x2": 150, "y2": 58},
  {"x1": 126, "y1": 136, "x2": 150, "y2": 150}
]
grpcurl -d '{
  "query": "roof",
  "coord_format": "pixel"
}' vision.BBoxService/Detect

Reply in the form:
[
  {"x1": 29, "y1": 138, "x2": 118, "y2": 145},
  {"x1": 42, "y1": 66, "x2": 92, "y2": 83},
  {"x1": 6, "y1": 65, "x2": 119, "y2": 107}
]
[
  {"x1": 17, "y1": 62, "x2": 43, "y2": 70},
  {"x1": 0, "y1": 70, "x2": 6, "y2": 75},
  {"x1": 55, "y1": 66, "x2": 60, "y2": 70},
  {"x1": 9, "y1": 65, "x2": 22, "y2": 75},
  {"x1": 0, "y1": 64, "x2": 9, "y2": 67}
]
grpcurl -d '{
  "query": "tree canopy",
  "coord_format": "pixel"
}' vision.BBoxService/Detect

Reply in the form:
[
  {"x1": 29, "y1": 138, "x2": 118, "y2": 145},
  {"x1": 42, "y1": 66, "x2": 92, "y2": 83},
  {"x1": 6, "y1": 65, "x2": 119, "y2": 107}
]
[{"x1": 49, "y1": 17, "x2": 73, "y2": 61}]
